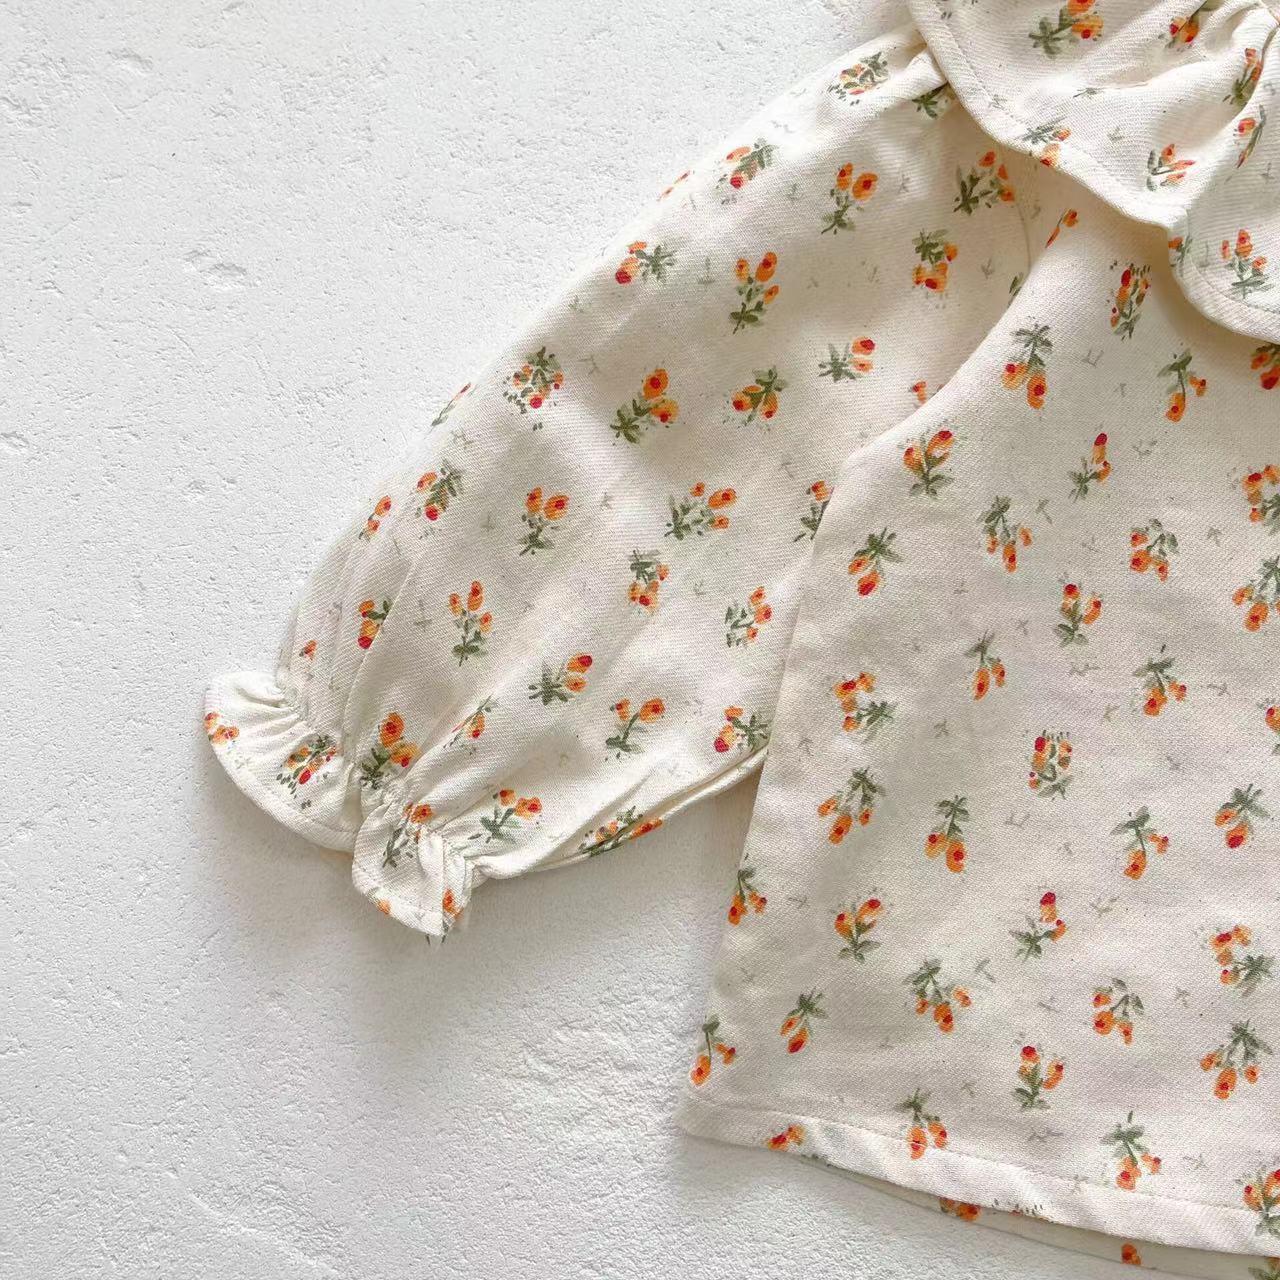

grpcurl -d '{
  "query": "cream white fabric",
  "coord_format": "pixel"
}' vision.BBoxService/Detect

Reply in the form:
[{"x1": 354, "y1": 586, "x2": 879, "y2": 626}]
[{"x1": 207, "y1": 2, "x2": 1280, "y2": 1274}]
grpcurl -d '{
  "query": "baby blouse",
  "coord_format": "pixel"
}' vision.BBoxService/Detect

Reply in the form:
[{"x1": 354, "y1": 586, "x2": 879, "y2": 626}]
[{"x1": 206, "y1": 0, "x2": 1280, "y2": 1274}]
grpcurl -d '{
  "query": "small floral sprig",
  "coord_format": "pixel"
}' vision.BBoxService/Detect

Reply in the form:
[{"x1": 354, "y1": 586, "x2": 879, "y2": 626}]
[
  {"x1": 1217, "y1": 783, "x2": 1269, "y2": 848},
  {"x1": 765, "y1": 1124, "x2": 806, "y2": 1151},
  {"x1": 1236, "y1": 106, "x2": 1267, "y2": 168},
  {"x1": 954, "y1": 150, "x2": 1015, "y2": 214},
  {"x1": 448, "y1": 697, "x2": 493, "y2": 747},
  {"x1": 203, "y1": 711, "x2": 239, "y2": 746},
  {"x1": 832, "y1": 671, "x2": 895, "y2": 738},
  {"x1": 1113, "y1": 806, "x2": 1170, "y2": 880},
  {"x1": 1213, "y1": 925, "x2": 1276, "y2": 997},
  {"x1": 612, "y1": 368, "x2": 679, "y2": 443},
  {"x1": 580, "y1": 806, "x2": 662, "y2": 856},
  {"x1": 911, "y1": 86, "x2": 954, "y2": 118},
  {"x1": 899, "y1": 1089, "x2": 948, "y2": 1158},
  {"x1": 1135, "y1": 649, "x2": 1187, "y2": 717},
  {"x1": 666, "y1": 482, "x2": 737, "y2": 539},
  {"x1": 1202, "y1": 1022, "x2": 1272, "y2": 1099},
  {"x1": 519, "y1": 487, "x2": 570, "y2": 555},
  {"x1": 1224, "y1": 229, "x2": 1272, "y2": 301},
  {"x1": 794, "y1": 480, "x2": 831, "y2": 542},
  {"x1": 730, "y1": 366, "x2": 787, "y2": 424},
  {"x1": 360, "y1": 495, "x2": 392, "y2": 540},
  {"x1": 730, "y1": 252, "x2": 780, "y2": 333},
  {"x1": 907, "y1": 960, "x2": 971, "y2": 1033},
  {"x1": 381, "y1": 801, "x2": 434, "y2": 870},
  {"x1": 725, "y1": 589, "x2": 772, "y2": 647},
  {"x1": 277, "y1": 734, "x2": 338, "y2": 795},
  {"x1": 1236, "y1": 558, "x2": 1280, "y2": 629},
  {"x1": 728, "y1": 860, "x2": 767, "y2": 923},
  {"x1": 1227, "y1": 44, "x2": 1264, "y2": 105},
  {"x1": 1002, "y1": 323, "x2": 1052, "y2": 408},
  {"x1": 1093, "y1": 979, "x2": 1143, "y2": 1044},
  {"x1": 627, "y1": 549, "x2": 669, "y2": 612},
  {"x1": 981, "y1": 497, "x2": 1032, "y2": 571},
  {"x1": 606, "y1": 695, "x2": 665, "y2": 757},
  {"x1": 818, "y1": 337, "x2": 875, "y2": 382},
  {"x1": 428, "y1": 383, "x2": 470, "y2": 430},
  {"x1": 779, "y1": 990, "x2": 826, "y2": 1053},
  {"x1": 358, "y1": 713, "x2": 420, "y2": 792},
  {"x1": 470, "y1": 788, "x2": 542, "y2": 844},
  {"x1": 1029, "y1": 730, "x2": 1073, "y2": 798},
  {"x1": 818, "y1": 767, "x2": 887, "y2": 843},
  {"x1": 1045, "y1": 206, "x2": 1078, "y2": 246},
  {"x1": 966, "y1": 632, "x2": 1006, "y2": 700},
  {"x1": 1102, "y1": 1112, "x2": 1160, "y2": 1190},
  {"x1": 1160, "y1": 348, "x2": 1208, "y2": 421},
  {"x1": 1014, "y1": 1045, "x2": 1065, "y2": 1110},
  {"x1": 416, "y1": 460, "x2": 463, "y2": 523},
  {"x1": 847, "y1": 528, "x2": 901, "y2": 596},
  {"x1": 1021, "y1": 117, "x2": 1072, "y2": 167},
  {"x1": 903, "y1": 428, "x2": 955, "y2": 497},
  {"x1": 1109, "y1": 263, "x2": 1150, "y2": 338},
  {"x1": 448, "y1": 580, "x2": 492, "y2": 664},
  {"x1": 829, "y1": 53, "x2": 889, "y2": 102},
  {"x1": 1069, "y1": 432, "x2": 1111, "y2": 500},
  {"x1": 720, "y1": 139, "x2": 777, "y2": 191},
  {"x1": 821, "y1": 164, "x2": 878, "y2": 234},
  {"x1": 1012, "y1": 891, "x2": 1067, "y2": 959},
  {"x1": 1130, "y1": 518, "x2": 1178, "y2": 578},
  {"x1": 1242, "y1": 1168, "x2": 1280, "y2": 1236},
  {"x1": 1268, "y1": 703, "x2": 1280, "y2": 755},
  {"x1": 689, "y1": 1016, "x2": 736, "y2": 1086},
  {"x1": 1251, "y1": 343, "x2": 1280, "y2": 391},
  {"x1": 1244, "y1": 465, "x2": 1280, "y2": 532},
  {"x1": 614, "y1": 240, "x2": 676, "y2": 284},
  {"x1": 1146, "y1": 143, "x2": 1195, "y2": 190},
  {"x1": 912, "y1": 229, "x2": 958, "y2": 292},
  {"x1": 528, "y1": 653, "x2": 592, "y2": 705},
  {"x1": 923, "y1": 795, "x2": 970, "y2": 873},
  {"x1": 357, "y1": 598, "x2": 391, "y2": 650},
  {"x1": 1030, "y1": 0, "x2": 1103, "y2": 56},
  {"x1": 504, "y1": 346, "x2": 564, "y2": 416},
  {"x1": 834, "y1": 896, "x2": 883, "y2": 962},
  {"x1": 714, "y1": 705, "x2": 771, "y2": 756},
  {"x1": 1054, "y1": 581, "x2": 1102, "y2": 645}
]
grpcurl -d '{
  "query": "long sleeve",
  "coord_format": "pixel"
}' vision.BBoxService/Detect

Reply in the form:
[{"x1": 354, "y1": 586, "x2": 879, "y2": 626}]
[{"x1": 205, "y1": 20, "x2": 1034, "y2": 937}]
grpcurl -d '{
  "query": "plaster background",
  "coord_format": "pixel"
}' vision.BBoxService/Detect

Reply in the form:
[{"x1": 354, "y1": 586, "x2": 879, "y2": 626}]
[{"x1": 2, "y1": 1, "x2": 1129, "y2": 1275}]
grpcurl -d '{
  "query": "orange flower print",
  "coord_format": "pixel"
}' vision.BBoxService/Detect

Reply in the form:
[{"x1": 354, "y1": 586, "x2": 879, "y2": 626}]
[
  {"x1": 719, "y1": 139, "x2": 777, "y2": 192},
  {"x1": 1216, "y1": 784, "x2": 1268, "y2": 848},
  {"x1": 1102, "y1": 1113, "x2": 1160, "y2": 1190},
  {"x1": 1242, "y1": 1169, "x2": 1280, "y2": 1236},
  {"x1": 940, "y1": 1199, "x2": 981, "y2": 1221},
  {"x1": 358, "y1": 713, "x2": 420, "y2": 791},
  {"x1": 689, "y1": 1015, "x2": 737, "y2": 1086},
  {"x1": 1119, "y1": 1243, "x2": 1142, "y2": 1266},
  {"x1": 794, "y1": 479, "x2": 831, "y2": 542},
  {"x1": 580, "y1": 806, "x2": 662, "y2": 856},
  {"x1": 728, "y1": 859, "x2": 767, "y2": 924},
  {"x1": 725, "y1": 588, "x2": 772, "y2": 648},
  {"x1": 1129, "y1": 518, "x2": 1178, "y2": 579},
  {"x1": 448, "y1": 580, "x2": 491, "y2": 664},
  {"x1": 1022, "y1": 117, "x2": 1072, "y2": 167},
  {"x1": 1268, "y1": 703, "x2": 1280, "y2": 756},
  {"x1": 821, "y1": 163, "x2": 878, "y2": 234},
  {"x1": 614, "y1": 240, "x2": 676, "y2": 285},
  {"x1": 1201, "y1": 1022, "x2": 1272, "y2": 1099},
  {"x1": 924, "y1": 795, "x2": 970, "y2": 873},
  {"x1": 730, "y1": 366, "x2": 787, "y2": 424},
  {"x1": 912, "y1": 229, "x2": 958, "y2": 292},
  {"x1": 298, "y1": 639, "x2": 317, "y2": 661},
  {"x1": 612, "y1": 368, "x2": 679, "y2": 442},
  {"x1": 1244, "y1": 464, "x2": 1280, "y2": 529},
  {"x1": 1227, "y1": 45, "x2": 1265, "y2": 106},
  {"x1": 357, "y1": 598, "x2": 391, "y2": 650},
  {"x1": 1146, "y1": 143, "x2": 1195, "y2": 190},
  {"x1": 955, "y1": 150, "x2": 1015, "y2": 214},
  {"x1": 1134, "y1": 649, "x2": 1187, "y2": 717},
  {"x1": 1002, "y1": 324, "x2": 1052, "y2": 407},
  {"x1": 1093, "y1": 978, "x2": 1143, "y2": 1043},
  {"x1": 203, "y1": 710, "x2": 240, "y2": 747},
  {"x1": 666, "y1": 482, "x2": 737, "y2": 539},
  {"x1": 779, "y1": 990, "x2": 826, "y2": 1054},
  {"x1": 966, "y1": 632, "x2": 1006, "y2": 699},
  {"x1": 277, "y1": 734, "x2": 339, "y2": 796},
  {"x1": 1069, "y1": 432, "x2": 1111, "y2": 499},
  {"x1": 898, "y1": 1089, "x2": 948, "y2": 1158},
  {"x1": 829, "y1": 52, "x2": 889, "y2": 102},
  {"x1": 714, "y1": 705, "x2": 771, "y2": 756},
  {"x1": 528, "y1": 652, "x2": 592, "y2": 704},
  {"x1": 518, "y1": 487, "x2": 571, "y2": 555},
  {"x1": 504, "y1": 346, "x2": 564, "y2": 416},
  {"x1": 1014, "y1": 1044, "x2": 1065, "y2": 1109},
  {"x1": 627, "y1": 549, "x2": 669, "y2": 612},
  {"x1": 469, "y1": 788, "x2": 542, "y2": 844},
  {"x1": 847, "y1": 528, "x2": 901, "y2": 596},
  {"x1": 818, "y1": 767, "x2": 886, "y2": 842},
  {"x1": 1046, "y1": 207, "x2": 1078, "y2": 247},
  {"x1": 359, "y1": 495, "x2": 392, "y2": 540},
  {"x1": 1235, "y1": 106, "x2": 1267, "y2": 169},
  {"x1": 1031, "y1": 0, "x2": 1103, "y2": 53},
  {"x1": 981, "y1": 497, "x2": 1032, "y2": 571},
  {"x1": 765, "y1": 1124, "x2": 806, "y2": 1151},
  {"x1": 818, "y1": 337, "x2": 875, "y2": 383},
  {"x1": 834, "y1": 896, "x2": 883, "y2": 961},
  {"x1": 1054, "y1": 581, "x2": 1102, "y2": 645},
  {"x1": 903, "y1": 428, "x2": 955, "y2": 497},
  {"x1": 606, "y1": 695, "x2": 665, "y2": 756},
  {"x1": 381, "y1": 799, "x2": 434, "y2": 869},
  {"x1": 1113, "y1": 807, "x2": 1170, "y2": 880},
  {"x1": 1253, "y1": 343, "x2": 1280, "y2": 391},
  {"x1": 1109, "y1": 263, "x2": 1150, "y2": 339},
  {"x1": 448, "y1": 696, "x2": 493, "y2": 747},
  {"x1": 1236, "y1": 558, "x2": 1280, "y2": 628},
  {"x1": 1212, "y1": 925, "x2": 1276, "y2": 995},
  {"x1": 1223, "y1": 229, "x2": 1272, "y2": 300},
  {"x1": 1029, "y1": 730, "x2": 1073, "y2": 798},
  {"x1": 415, "y1": 460, "x2": 463, "y2": 524},
  {"x1": 909, "y1": 379, "x2": 929, "y2": 403},
  {"x1": 907, "y1": 960, "x2": 971, "y2": 1033},
  {"x1": 730, "y1": 252, "x2": 780, "y2": 332},
  {"x1": 1012, "y1": 890, "x2": 1068, "y2": 958},
  {"x1": 1167, "y1": 3, "x2": 1206, "y2": 45},
  {"x1": 832, "y1": 671, "x2": 895, "y2": 738},
  {"x1": 1160, "y1": 348, "x2": 1207, "y2": 421}
]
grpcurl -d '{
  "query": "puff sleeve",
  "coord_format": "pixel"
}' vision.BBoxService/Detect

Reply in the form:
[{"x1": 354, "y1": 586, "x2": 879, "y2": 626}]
[{"x1": 204, "y1": 22, "x2": 1033, "y2": 937}]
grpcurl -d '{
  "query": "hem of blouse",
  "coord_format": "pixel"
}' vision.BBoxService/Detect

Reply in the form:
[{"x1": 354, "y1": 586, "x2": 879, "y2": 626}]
[
  {"x1": 674, "y1": 1092, "x2": 1267, "y2": 1265},
  {"x1": 204, "y1": 670, "x2": 360, "y2": 854}
]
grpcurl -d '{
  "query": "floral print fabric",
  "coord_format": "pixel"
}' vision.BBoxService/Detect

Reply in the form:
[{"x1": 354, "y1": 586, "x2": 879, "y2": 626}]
[{"x1": 206, "y1": 1, "x2": 1280, "y2": 1274}]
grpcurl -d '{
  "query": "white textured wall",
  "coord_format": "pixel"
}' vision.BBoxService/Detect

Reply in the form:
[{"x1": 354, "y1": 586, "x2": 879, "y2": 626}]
[{"x1": 2, "y1": 2, "x2": 1130, "y2": 1276}]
